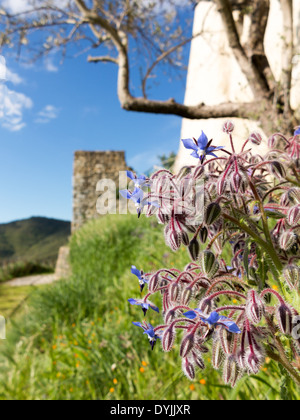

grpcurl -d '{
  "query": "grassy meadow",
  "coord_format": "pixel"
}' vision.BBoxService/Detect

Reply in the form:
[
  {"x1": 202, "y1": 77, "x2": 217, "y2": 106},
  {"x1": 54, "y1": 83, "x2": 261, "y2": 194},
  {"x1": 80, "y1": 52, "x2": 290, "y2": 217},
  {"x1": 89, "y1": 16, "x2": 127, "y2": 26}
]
[{"x1": 0, "y1": 214, "x2": 298, "y2": 400}]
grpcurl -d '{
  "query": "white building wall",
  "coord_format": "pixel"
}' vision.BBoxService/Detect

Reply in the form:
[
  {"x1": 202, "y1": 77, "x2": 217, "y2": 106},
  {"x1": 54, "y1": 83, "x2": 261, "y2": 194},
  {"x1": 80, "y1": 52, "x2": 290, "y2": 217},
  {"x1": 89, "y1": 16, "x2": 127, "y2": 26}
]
[{"x1": 174, "y1": 0, "x2": 300, "y2": 172}]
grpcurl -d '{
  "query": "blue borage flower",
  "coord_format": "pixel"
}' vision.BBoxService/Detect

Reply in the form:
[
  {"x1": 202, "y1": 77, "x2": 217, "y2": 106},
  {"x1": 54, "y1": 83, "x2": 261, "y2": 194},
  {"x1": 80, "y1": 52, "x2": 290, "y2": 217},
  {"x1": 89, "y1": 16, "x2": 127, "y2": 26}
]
[
  {"x1": 294, "y1": 127, "x2": 300, "y2": 136},
  {"x1": 128, "y1": 298, "x2": 159, "y2": 316},
  {"x1": 131, "y1": 265, "x2": 149, "y2": 292},
  {"x1": 182, "y1": 131, "x2": 223, "y2": 161},
  {"x1": 120, "y1": 188, "x2": 159, "y2": 218},
  {"x1": 132, "y1": 321, "x2": 162, "y2": 350},
  {"x1": 183, "y1": 309, "x2": 241, "y2": 334},
  {"x1": 126, "y1": 171, "x2": 150, "y2": 188}
]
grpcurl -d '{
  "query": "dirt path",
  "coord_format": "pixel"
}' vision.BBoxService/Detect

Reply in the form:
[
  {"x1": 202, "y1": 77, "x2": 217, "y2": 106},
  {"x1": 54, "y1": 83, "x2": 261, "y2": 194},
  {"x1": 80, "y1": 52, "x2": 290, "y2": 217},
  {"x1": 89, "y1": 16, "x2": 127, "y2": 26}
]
[{"x1": 3, "y1": 273, "x2": 59, "y2": 287}]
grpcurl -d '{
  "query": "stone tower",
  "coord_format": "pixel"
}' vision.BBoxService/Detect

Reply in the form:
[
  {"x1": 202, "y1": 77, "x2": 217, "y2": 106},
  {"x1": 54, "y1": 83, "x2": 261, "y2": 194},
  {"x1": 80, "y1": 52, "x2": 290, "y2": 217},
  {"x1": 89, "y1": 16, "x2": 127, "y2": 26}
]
[
  {"x1": 72, "y1": 151, "x2": 129, "y2": 232},
  {"x1": 174, "y1": 0, "x2": 300, "y2": 172}
]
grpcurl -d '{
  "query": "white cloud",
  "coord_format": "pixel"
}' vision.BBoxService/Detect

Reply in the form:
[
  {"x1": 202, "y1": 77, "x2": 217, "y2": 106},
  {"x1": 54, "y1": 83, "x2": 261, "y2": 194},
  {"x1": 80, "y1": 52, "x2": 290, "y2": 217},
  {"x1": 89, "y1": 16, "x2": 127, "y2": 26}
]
[
  {"x1": 2, "y1": 0, "x2": 33, "y2": 14},
  {"x1": 0, "y1": 84, "x2": 33, "y2": 131},
  {"x1": 44, "y1": 55, "x2": 59, "y2": 73},
  {"x1": 6, "y1": 68, "x2": 24, "y2": 85},
  {"x1": 35, "y1": 105, "x2": 60, "y2": 123}
]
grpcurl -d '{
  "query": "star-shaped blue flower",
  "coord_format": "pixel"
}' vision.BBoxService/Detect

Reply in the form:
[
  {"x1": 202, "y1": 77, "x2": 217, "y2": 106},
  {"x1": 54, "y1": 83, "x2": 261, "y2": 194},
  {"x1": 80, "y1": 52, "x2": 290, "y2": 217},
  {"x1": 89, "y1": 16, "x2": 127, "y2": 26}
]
[
  {"x1": 127, "y1": 171, "x2": 150, "y2": 188},
  {"x1": 131, "y1": 265, "x2": 149, "y2": 292},
  {"x1": 182, "y1": 131, "x2": 223, "y2": 161},
  {"x1": 294, "y1": 127, "x2": 300, "y2": 136},
  {"x1": 132, "y1": 322, "x2": 162, "y2": 350},
  {"x1": 183, "y1": 309, "x2": 241, "y2": 334},
  {"x1": 128, "y1": 298, "x2": 159, "y2": 316},
  {"x1": 120, "y1": 188, "x2": 159, "y2": 217}
]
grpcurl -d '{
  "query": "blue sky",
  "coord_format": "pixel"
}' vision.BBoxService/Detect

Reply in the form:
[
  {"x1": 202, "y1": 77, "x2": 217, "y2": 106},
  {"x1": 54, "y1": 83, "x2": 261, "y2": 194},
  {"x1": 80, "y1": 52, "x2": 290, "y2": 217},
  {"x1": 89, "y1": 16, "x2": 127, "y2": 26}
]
[{"x1": 0, "y1": 31, "x2": 190, "y2": 224}]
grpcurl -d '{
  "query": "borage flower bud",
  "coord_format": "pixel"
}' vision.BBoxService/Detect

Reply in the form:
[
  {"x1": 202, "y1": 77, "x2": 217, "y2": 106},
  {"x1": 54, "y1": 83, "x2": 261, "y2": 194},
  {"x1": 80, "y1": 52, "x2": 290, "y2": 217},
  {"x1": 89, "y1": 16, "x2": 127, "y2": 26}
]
[
  {"x1": 148, "y1": 272, "x2": 161, "y2": 293},
  {"x1": 182, "y1": 231, "x2": 190, "y2": 247},
  {"x1": 198, "y1": 297, "x2": 213, "y2": 314},
  {"x1": 200, "y1": 251, "x2": 219, "y2": 277},
  {"x1": 245, "y1": 290, "x2": 265, "y2": 324},
  {"x1": 181, "y1": 286, "x2": 193, "y2": 306},
  {"x1": 188, "y1": 237, "x2": 200, "y2": 261},
  {"x1": 223, "y1": 356, "x2": 238, "y2": 385},
  {"x1": 162, "y1": 325, "x2": 176, "y2": 352},
  {"x1": 275, "y1": 303, "x2": 294, "y2": 335},
  {"x1": 199, "y1": 226, "x2": 208, "y2": 243},
  {"x1": 223, "y1": 121, "x2": 235, "y2": 134},
  {"x1": 164, "y1": 307, "x2": 179, "y2": 324},
  {"x1": 169, "y1": 282, "x2": 181, "y2": 303},
  {"x1": 219, "y1": 328, "x2": 233, "y2": 355},
  {"x1": 205, "y1": 202, "x2": 222, "y2": 225},
  {"x1": 229, "y1": 172, "x2": 243, "y2": 193},
  {"x1": 216, "y1": 176, "x2": 227, "y2": 196},
  {"x1": 288, "y1": 188, "x2": 300, "y2": 204},
  {"x1": 279, "y1": 230, "x2": 297, "y2": 251},
  {"x1": 283, "y1": 265, "x2": 300, "y2": 290},
  {"x1": 280, "y1": 192, "x2": 290, "y2": 207},
  {"x1": 288, "y1": 205, "x2": 300, "y2": 227},
  {"x1": 182, "y1": 357, "x2": 195, "y2": 380},
  {"x1": 249, "y1": 132, "x2": 262, "y2": 146},
  {"x1": 191, "y1": 350, "x2": 205, "y2": 370},
  {"x1": 212, "y1": 338, "x2": 223, "y2": 369},
  {"x1": 180, "y1": 332, "x2": 195, "y2": 358},
  {"x1": 165, "y1": 224, "x2": 181, "y2": 251},
  {"x1": 269, "y1": 161, "x2": 286, "y2": 179},
  {"x1": 245, "y1": 347, "x2": 265, "y2": 375}
]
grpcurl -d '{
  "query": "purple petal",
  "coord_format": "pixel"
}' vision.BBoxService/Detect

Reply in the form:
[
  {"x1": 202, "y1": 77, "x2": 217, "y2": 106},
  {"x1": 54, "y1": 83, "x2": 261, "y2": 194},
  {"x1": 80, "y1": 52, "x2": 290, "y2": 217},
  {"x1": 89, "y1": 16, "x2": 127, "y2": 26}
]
[
  {"x1": 131, "y1": 266, "x2": 142, "y2": 279},
  {"x1": 127, "y1": 171, "x2": 136, "y2": 180},
  {"x1": 183, "y1": 310, "x2": 197, "y2": 319},
  {"x1": 197, "y1": 131, "x2": 209, "y2": 149},
  {"x1": 132, "y1": 322, "x2": 143, "y2": 328},
  {"x1": 207, "y1": 311, "x2": 220, "y2": 325},
  {"x1": 120, "y1": 190, "x2": 132, "y2": 200},
  {"x1": 182, "y1": 138, "x2": 198, "y2": 151}
]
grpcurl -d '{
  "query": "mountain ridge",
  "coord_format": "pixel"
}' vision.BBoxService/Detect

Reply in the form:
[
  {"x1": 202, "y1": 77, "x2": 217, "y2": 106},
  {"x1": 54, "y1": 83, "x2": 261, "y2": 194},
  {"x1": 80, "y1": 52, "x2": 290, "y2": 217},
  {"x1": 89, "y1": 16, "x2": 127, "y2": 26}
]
[{"x1": 0, "y1": 216, "x2": 71, "y2": 266}]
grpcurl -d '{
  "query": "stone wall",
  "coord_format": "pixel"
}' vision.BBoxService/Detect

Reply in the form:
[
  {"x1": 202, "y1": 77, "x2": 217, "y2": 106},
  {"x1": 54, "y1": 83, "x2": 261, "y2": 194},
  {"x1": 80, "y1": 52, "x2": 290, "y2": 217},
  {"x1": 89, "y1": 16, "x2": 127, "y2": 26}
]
[{"x1": 72, "y1": 151, "x2": 129, "y2": 232}]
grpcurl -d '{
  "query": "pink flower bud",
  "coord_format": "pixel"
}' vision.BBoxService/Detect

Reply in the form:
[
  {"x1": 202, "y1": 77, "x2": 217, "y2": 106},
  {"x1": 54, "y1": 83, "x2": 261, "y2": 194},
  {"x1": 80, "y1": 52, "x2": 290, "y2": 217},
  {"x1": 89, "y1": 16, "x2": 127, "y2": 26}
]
[
  {"x1": 162, "y1": 325, "x2": 176, "y2": 352},
  {"x1": 180, "y1": 332, "x2": 195, "y2": 358},
  {"x1": 169, "y1": 282, "x2": 181, "y2": 303},
  {"x1": 148, "y1": 272, "x2": 160, "y2": 293},
  {"x1": 212, "y1": 338, "x2": 223, "y2": 369},
  {"x1": 223, "y1": 121, "x2": 235, "y2": 134},
  {"x1": 275, "y1": 303, "x2": 294, "y2": 335},
  {"x1": 182, "y1": 357, "x2": 195, "y2": 380},
  {"x1": 249, "y1": 132, "x2": 262, "y2": 145},
  {"x1": 279, "y1": 230, "x2": 297, "y2": 251},
  {"x1": 269, "y1": 161, "x2": 286, "y2": 179},
  {"x1": 283, "y1": 265, "x2": 300, "y2": 290},
  {"x1": 190, "y1": 351, "x2": 205, "y2": 370},
  {"x1": 245, "y1": 290, "x2": 265, "y2": 324},
  {"x1": 288, "y1": 205, "x2": 300, "y2": 226},
  {"x1": 288, "y1": 188, "x2": 300, "y2": 204}
]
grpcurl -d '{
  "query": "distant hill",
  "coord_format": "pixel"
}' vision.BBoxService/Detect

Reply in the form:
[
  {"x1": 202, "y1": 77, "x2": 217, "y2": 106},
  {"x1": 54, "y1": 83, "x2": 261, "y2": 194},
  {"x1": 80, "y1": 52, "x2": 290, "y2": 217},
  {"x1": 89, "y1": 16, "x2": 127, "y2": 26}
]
[{"x1": 0, "y1": 217, "x2": 71, "y2": 266}]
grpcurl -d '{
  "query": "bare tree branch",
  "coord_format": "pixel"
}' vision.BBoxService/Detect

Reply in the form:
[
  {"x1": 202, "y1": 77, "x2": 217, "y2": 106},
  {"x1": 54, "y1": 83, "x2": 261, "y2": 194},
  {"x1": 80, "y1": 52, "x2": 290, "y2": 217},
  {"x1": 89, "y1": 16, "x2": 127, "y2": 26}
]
[
  {"x1": 248, "y1": 0, "x2": 275, "y2": 92},
  {"x1": 87, "y1": 55, "x2": 118, "y2": 63},
  {"x1": 213, "y1": 0, "x2": 270, "y2": 98}
]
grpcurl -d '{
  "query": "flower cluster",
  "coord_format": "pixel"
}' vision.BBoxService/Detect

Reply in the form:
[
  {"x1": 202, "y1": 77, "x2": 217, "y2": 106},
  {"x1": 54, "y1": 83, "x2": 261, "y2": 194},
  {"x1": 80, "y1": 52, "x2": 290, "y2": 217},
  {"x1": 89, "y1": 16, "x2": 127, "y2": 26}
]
[{"x1": 123, "y1": 124, "x2": 300, "y2": 388}]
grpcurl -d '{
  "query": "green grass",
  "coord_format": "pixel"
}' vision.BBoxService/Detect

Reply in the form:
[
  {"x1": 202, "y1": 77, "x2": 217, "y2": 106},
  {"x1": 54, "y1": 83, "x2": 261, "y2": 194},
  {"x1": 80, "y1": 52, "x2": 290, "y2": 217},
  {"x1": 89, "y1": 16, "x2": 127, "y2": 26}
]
[
  {"x1": 0, "y1": 284, "x2": 34, "y2": 318},
  {"x1": 0, "y1": 215, "x2": 297, "y2": 400}
]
